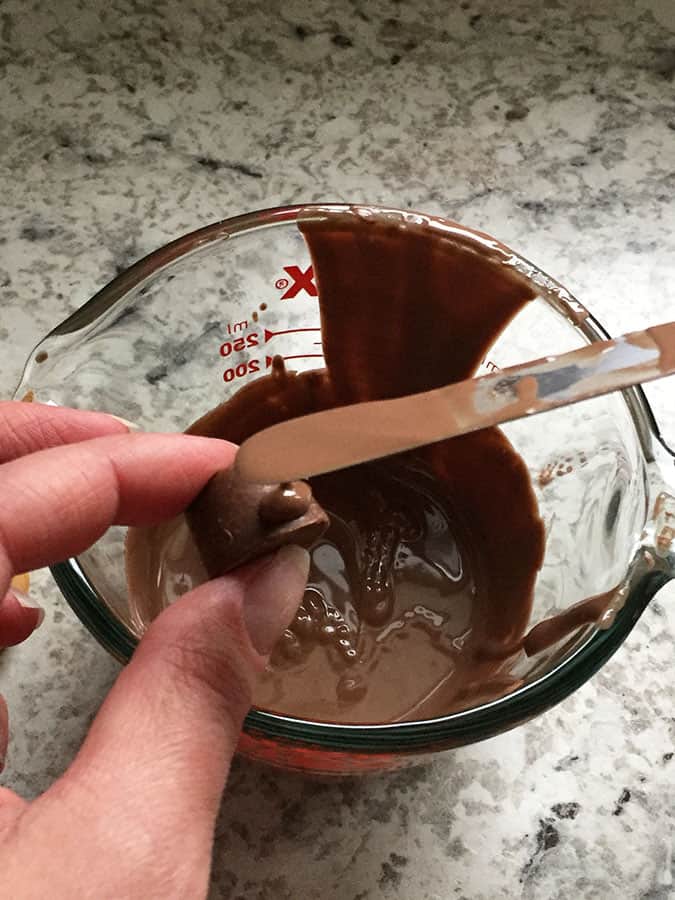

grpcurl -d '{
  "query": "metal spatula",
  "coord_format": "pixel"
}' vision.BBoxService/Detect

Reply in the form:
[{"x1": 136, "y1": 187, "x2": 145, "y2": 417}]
[{"x1": 236, "y1": 321, "x2": 675, "y2": 484}]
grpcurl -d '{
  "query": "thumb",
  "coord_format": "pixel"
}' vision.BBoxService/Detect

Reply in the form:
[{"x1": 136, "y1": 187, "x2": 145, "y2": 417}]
[{"x1": 53, "y1": 545, "x2": 308, "y2": 868}]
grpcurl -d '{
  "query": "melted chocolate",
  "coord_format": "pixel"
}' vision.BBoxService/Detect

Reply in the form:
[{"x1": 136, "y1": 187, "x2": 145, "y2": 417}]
[
  {"x1": 522, "y1": 588, "x2": 621, "y2": 657},
  {"x1": 185, "y1": 469, "x2": 327, "y2": 578},
  {"x1": 127, "y1": 209, "x2": 551, "y2": 723},
  {"x1": 259, "y1": 482, "x2": 314, "y2": 525}
]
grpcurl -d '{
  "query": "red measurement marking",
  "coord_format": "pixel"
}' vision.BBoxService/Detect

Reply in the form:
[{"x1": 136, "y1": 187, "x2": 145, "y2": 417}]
[
  {"x1": 278, "y1": 265, "x2": 317, "y2": 299},
  {"x1": 266, "y1": 354, "x2": 324, "y2": 368},
  {"x1": 264, "y1": 326, "x2": 321, "y2": 343},
  {"x1": 225, "y1": 319, "x2": 248, "y2": 334}
]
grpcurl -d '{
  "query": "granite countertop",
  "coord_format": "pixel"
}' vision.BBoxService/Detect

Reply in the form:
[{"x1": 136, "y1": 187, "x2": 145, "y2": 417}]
[{"x1": 1, "y1": 1, "x2": 674, "y2": 897}]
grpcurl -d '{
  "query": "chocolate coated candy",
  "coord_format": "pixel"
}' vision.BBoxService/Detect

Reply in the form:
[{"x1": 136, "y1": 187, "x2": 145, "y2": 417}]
[{"x1": 185, "y1": 467, "x2": 328, "y2": 578}]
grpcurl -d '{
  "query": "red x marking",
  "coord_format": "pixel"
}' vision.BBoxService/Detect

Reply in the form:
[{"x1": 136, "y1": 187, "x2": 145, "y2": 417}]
[{"x1": 280, "y1": 265, "x2": 317, "y2": 299}]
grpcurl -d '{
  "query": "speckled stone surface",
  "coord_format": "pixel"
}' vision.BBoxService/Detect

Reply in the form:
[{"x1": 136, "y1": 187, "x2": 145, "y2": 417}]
[{"x1": 1, "y1": 1, "x2": 675, "y2": 897}]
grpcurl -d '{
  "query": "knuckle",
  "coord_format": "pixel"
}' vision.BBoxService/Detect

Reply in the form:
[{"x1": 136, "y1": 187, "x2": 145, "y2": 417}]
[{"x1": 159, "y1": 633, "x2": 254, "y2": 725}]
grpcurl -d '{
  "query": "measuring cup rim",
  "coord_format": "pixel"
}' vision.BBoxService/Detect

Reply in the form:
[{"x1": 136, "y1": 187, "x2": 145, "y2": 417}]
[{"x1": 16, "y1": 203, "x2": 674, "y2": 460}]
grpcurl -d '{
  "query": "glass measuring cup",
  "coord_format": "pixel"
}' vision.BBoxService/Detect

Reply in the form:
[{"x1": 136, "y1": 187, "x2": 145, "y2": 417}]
[{"x1": 14, "y1": 204, "x2": 675, "y2": 775}]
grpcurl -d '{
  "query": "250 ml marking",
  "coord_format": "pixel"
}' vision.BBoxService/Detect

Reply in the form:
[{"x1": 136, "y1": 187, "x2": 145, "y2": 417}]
[{"x1": 219, "y1": 333, "x2": 260, "y2": 357}]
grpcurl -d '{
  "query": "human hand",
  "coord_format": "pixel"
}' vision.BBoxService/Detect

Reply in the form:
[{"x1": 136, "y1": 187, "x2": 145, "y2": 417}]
[{"x1": 0, "y1": 401, "x2": 309, "y2": 899}]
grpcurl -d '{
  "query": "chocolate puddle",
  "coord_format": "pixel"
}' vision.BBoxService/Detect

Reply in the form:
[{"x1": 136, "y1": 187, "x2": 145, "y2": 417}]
[{"x1": 126, "y1": 209, "x2": 589, "y2": 724}]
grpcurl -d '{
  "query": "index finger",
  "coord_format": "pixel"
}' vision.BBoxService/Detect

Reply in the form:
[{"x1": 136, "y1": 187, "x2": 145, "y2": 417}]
[
  {"x1": 0, "y1": 433, "x2": 236, "y2": 594},
  {"x1": 0, "y1": 400, "x2": 130, "y2": 463}
]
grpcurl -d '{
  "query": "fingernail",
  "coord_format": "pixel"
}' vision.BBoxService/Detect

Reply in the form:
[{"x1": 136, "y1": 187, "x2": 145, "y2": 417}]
[
  {"x1": 10, "y1": 572, "x2": 30, "y2": 594},
  {"x1": 242, "y1": 545, "x2": 310, "y2": 655},
  {"x1": 107, "y1": 414, "x2": 142, "y2": 432},
  {"x1": 10, "y1": 589, "x2": 45, "y2": 629}
]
